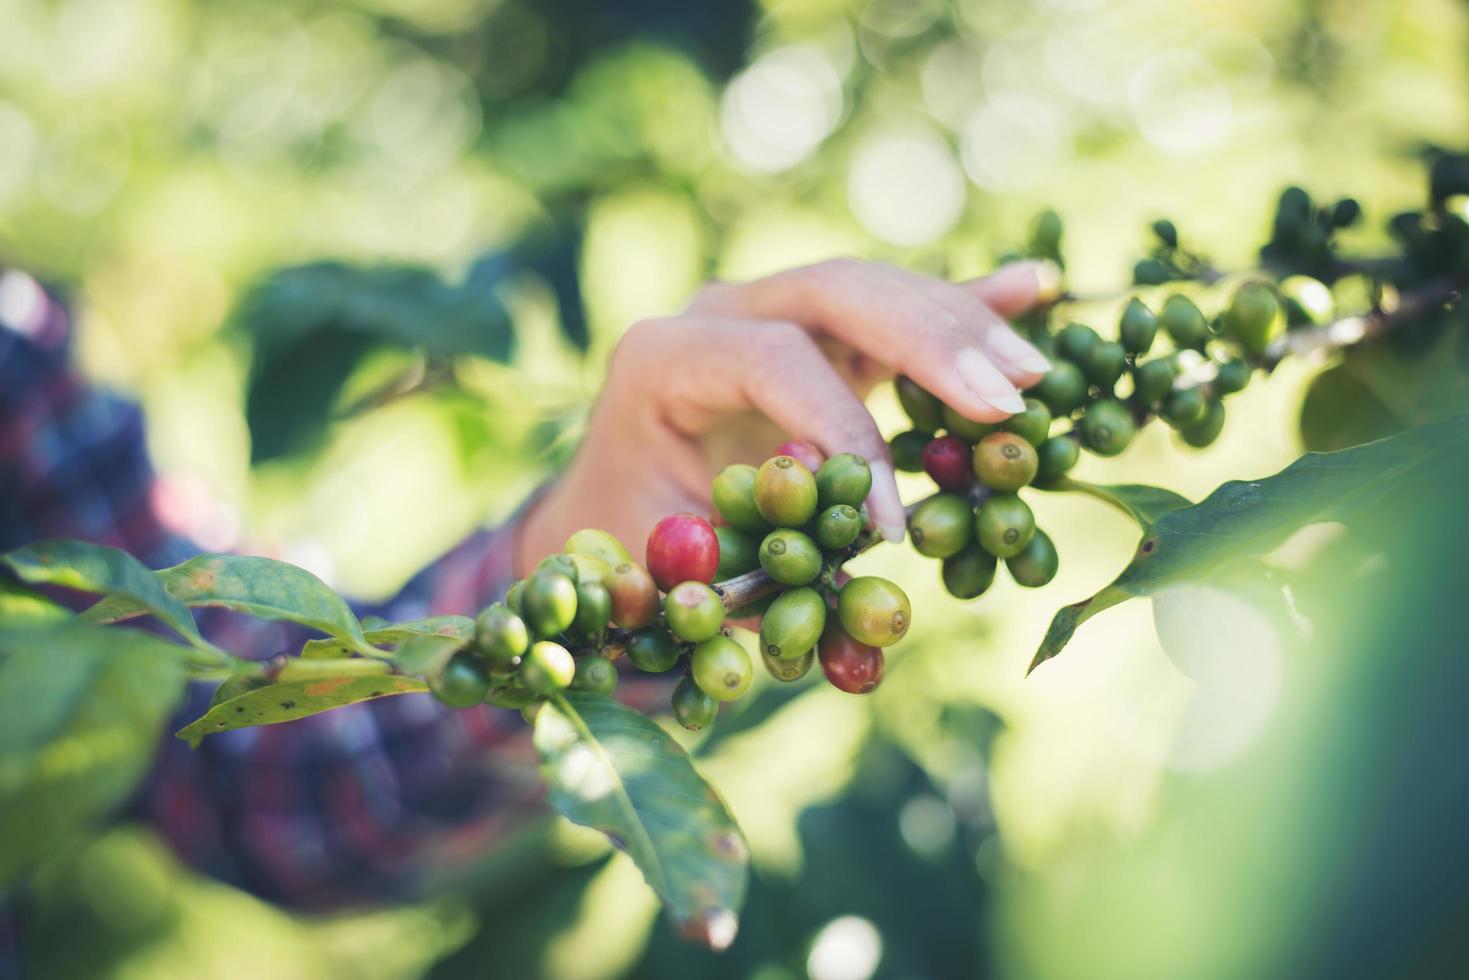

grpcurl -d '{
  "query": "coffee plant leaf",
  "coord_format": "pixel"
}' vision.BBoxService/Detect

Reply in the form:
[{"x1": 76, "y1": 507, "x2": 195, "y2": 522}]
[
  {"x1": 1050, "y1": 479, "x2": 1193, "y2": 530},
  {"x1": 1029, "y1": 415, "x2": 1469, "y2": 673},
  {"x1": 176, "y1": 674, "x2": 429, "y2": 747},
  {"x1": 534, "y1": 692, "x2": 749, "y2": 951},
  {"x1": 300, "y1": 615, "x2": 475, "y2": 660}
]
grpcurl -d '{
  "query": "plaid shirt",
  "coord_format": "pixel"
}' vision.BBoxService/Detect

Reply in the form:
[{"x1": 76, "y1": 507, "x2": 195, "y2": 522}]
[{"x1": 0, "y1": 268, "x2": 552, "y2": 914}]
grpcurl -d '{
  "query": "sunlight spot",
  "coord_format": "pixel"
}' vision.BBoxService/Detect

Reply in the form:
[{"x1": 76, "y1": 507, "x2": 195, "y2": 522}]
[
  {"x1": 1128, "y1": 50, "x2": 1232, "y2": 156},
  {"x1": 720, "y1": 46, "x2": 843, "y2": 173},
  {"x1": 899, "y1": 794, "x2": 956, "y2": 858},
  {"x1": 848, "y1": 126, "x2": 964, "y2": 246},
  {"x1": 807, "y1": 916, "x2": 882, "y2": 980},
  {"x1": 960, "y1": 93, "x2": 1068, "y2": 191}
]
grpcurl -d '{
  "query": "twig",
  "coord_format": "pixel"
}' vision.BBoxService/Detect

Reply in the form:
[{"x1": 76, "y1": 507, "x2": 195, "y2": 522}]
[{"x1": 1261, "y1": 278, "x2": 1461, "y2": 369}]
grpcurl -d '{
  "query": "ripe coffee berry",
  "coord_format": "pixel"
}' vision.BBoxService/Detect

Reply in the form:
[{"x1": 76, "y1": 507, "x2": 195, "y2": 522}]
[
  {"x1": 773, "y1": 440, "x2": 826, "y2": 475},
  {"x1": 571, "y1": 581, "x2": 612, "y2": 637},
  {"x1": 665, "y1": 581, "x2": 725, "y2": 643},
  {"x1": 942, "y1": 544, "x2": 998, "y2": 599},
  {"x1": 1119, "y1": 297, "x2": 1159, "y2": 355},
  {"x1": 973, "y1": 432, "x2": 1039, "y2": 492},
  {"x1": 818, "y1": 621, "x2": 885, "y2": 694},
  {"x1": 759, "y1": 586, "x2": 826, "y2": 660},
  {"x1": 1006, "y1": 529, "x2": 1059, "y2": 588},
  {"x1": 888, "y1": 430, "x2": 929, "y2": 473},
  {"x1": 605, "y1": 562, "x2": 659, "y2": 629},
  {"x1": 712, "y1": 465, "x2": 770, "y2": 533},
  {"x1": 1080, "y1": 398, "x2": 1136, "y2": 456},
  {"x1": 1181, "y1": 398, "x2": 1226, "y2": 447},
  {"x1": 1002, "y1": 398, "x2": 1052, "y2": 447},
  {"x1": 522, "y1": 571, "x2": 578, "y2": 637},
  {"x1": 519, "y1": 641, "x2": 575, "y2": 694},
  {"x1": 908, "y1": 494, "x2": 973, "y2": 559},
  {"x1": 1030, "y1": 361, "x2": 1088, "y2": 416},
  {"x1": 837, "y1": 576, "x2": 911, "y2": 648},
  {"x1": 646, "y1": 513, "x2": 720, "y2": 591},
  {"x1": 816, "y1": 453, "x2": 872, "y2": 509},
  {"x1": 1034, "y1": 436, "x2": 1080, "y2": 485},
  {"x1": 754, "y1": 456, "x2": 820, "y2": 528},
  {"x1": 570, "y1": 654, "x2": 618, "y2": 696},
  {"x1": 759, "y1": 528, "x2": 822, "y2": 585},
  {"x1": 714, "y1": 526, "x2": 760, "y2": 579},
  {"x1": 691, "y1": 634, "x2": 754, "y2": 701},
  {"x1": 762, "y1": 646, "x2": 814, "y2": 682},
  {"x1": 922, "y1": 435, "x2": 972, "y2": 492},
  {"x1": 940, "y1": 404, "x2": 996, "y2": 443},
  {"x1": 475, "y1": 603, "x2": 529, "y2": 665},
  {"x1": 565, "y1": 528, "x2": 632, "y2": 568},
  {"x1": 431, "y1": 652, "x2": 491, "y2": 708},
  {"x1": 815, "y1": 504, "x2": 863, "y2": 550},
  {"x1": 627, "y1": 627, "x2": 682, "y2": 673},
  {"x1": 672, "y1": 674, "x2": 718, "y2": 731},
  {"x1": 896, "y1": 375, "x2": 945, "y2": 433},
  {"x1": 1161, "y1": 294, "x2": 1210, "y2": 350},
  {"x1": 975, "y1": 493, "x2": 1035, "y2": 558}
]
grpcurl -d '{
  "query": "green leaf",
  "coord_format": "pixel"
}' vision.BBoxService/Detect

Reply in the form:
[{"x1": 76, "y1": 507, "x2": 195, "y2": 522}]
[
  {"x1": 176, "y1": 674, "x2": 428, "y2": 747},
  {"x1": 1049, "y1": 479, "x2": 1192, "y2": 529},
  {"x1": 300, "y1": 615, "x2": 475, "y2": 660},
  {"x1": 3, "y1": 540, "x2": 206, "y2": 648},
  {"x1": 534, "y1": 692, "x2": 748, "y2": 950},
  {"x1": 1028, "y1": 416, "x2": 1469, "y2": 673},
  {"x1": 84, "y1": 554, "x2": 373, "y2": 655},
  {"x1": 0, "y1": 579, "x2": 71, "y2": 628},
  {"x1": 0, "y1": 623, "x2": 189, "y2": 885}
]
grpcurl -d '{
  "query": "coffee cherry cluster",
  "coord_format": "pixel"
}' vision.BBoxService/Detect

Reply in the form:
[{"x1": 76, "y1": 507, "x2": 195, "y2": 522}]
[{"x1": 429, "y1": 445, "x2": 910, "y2": 732}]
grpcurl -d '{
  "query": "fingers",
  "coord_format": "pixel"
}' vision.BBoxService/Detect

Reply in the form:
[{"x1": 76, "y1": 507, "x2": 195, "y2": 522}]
[
  {"x1": 689, "y1": 258, "x2": 1045, "y2": 422},
  {"x1": 961, "y1": 259, "x2": 1062, "y2": 319},
  {"x1": 614, "y1": 316, "x2": 908, "y2": 541}
]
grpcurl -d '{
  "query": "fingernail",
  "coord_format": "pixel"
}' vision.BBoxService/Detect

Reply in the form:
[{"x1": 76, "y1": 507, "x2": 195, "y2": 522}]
[
  {"x1": 956, "y1": 348, "x2": 1025, "y2": 415},
  {"x1": 866, "y1": 461, "x2": 906, "y2": 543},
  {"x1": 1034, "y1": 259, "x2": 1063, "y2": 304},
  {"x1": 987, "y1": 328, "x2": 1052, "y2": 375}
]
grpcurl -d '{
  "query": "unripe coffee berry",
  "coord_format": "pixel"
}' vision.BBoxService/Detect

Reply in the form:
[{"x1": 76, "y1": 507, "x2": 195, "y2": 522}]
[
  {"x1": 1079, "y1": 398, "x2": 1136, "y2": 456},
  {"x1": 505, "y1": 579, "x2": 526, "y2": 616},
  {"x1": 759, "y1": 586, "x2": 826, "y2": 660},
  {"x1": 1281, "y1": 274, "x2": 1333, "y2": 327},
  {"x1": 888, "y1": 430, "x2": 929, "y2": 473},
  {"x1": 564, "y1": 528, "x2": 632, "y2": 568},
  {"x1": 1161, "y1": 294, "x2": 1210, "y2": 350},
  {"x1": 1162, "y1": 388, "x2": 1208, "y2": 427},
  {"x1": 940, "y1": 404, "x2": 996, "y2": 443},
  {"x1": 1132, "y1": 357, "x2": 1176, "y2": 405},
  {"x1": 975, "y1": 493, "x2": 1035, "y2": 559},
  {"x1": 566, "y1": 553, "x2": 611, "y2": 586},
  {"x1": 672, "y1": 674, "x2": 718, "y2": 731},
  {"x1": 522, "y1": 571, "x2": 578, "y2": 638},
  {"x1": 1030, "y1": 361, "x2": 1088, "y2": 416},
  {"x1": 762, "y1": 646, "x2": 814, "y2": 682},
  {"x1": 714, "y1": 526, "x2": 761, "y2": 579},
  {"x1": 1081, "y1": 340, "x2": 1126, "y2": 390},
  {"x1": 1222, "y1": 281, "x2": 1280, "y2": 355},
  {"x1": 815, "y1": 453, "x2": 872, "y2": 509},
  {"x1": 908, "y1": 494, "x2": 973, "y2": 559},
  {"x1": 1056, "y1": 321, "x2": 1100, "y2": 362},
  {"x1": 538, "y1": 553, "x2": 580, "y2": 584},
  {"x1": 1119, "y1": 297, "x2": 1158, "y2": 355},
  {"x1": 1034, "y1": 436, "x2": 1080, "y2": 485},
  {"x1": 818, "y1": 621, "x2": 885, "y2": 694},
  {"x1": 942, "y1": 545, "x2": 998, "y2": 599},
  {"x1": 646, "y1": 513, "x2": 720, "y2": 591},
  {"x1": 431, "y1": 652, "x2": 491, "y2": 708},
  {"x1": 974, "y1": 432, "x2": 1039, "y2": 492},
  {"x1": 570, "y1": 654, "x2": 618, "y2": 696},
  {"x1": 758, "y1": 528, "x2": 823, "y2": 586},
  {"x1": 519, "y1": 641, "x2": 575, "y2": 694},
  {"x1": 572, "y1": 581, "x2": 612, "y2": 637},
  {"x1": 605, "y1": 562, "x2": 659, "y2": 629},
  {"x1": 836, "y1": 576, "x2": 911, "y2": 648},
  {"x1": 626, "y1": 627, "x2": 682, "y2": 673},
  {"x1": 712, "y1": 465, "x2": 770, "y2": 533},
  {"x1": 815, "y1": 504, "x2": 863, "y2": 550},
  {"x1": 1214, "y1": 358, "x2": 1250, "y2": 395},
  {"x1": 691, "y1": 634, "x2": 754, "y2": 701},
  {"x1": 896, "y1": 375, "x2": 944, "y2": 433},
  {"x1": 484, "y1": 676, "x2": 538, "y2": 710},
  {"x1": 754, "y1": 456, "x2": 819, "y2": 528},
  {"x1": 664, "y1": 581, "x2": 725, "y2": 643},
  {"x1": 922, "y1": 435, "x2": 972, "y2": 493},
  {"x1": 773, "y1": 440, "x2": 825, "y2": 475},
  {"x1": 1180, "y1": 398, "x2": 1226, "y2": 448},
  {"x1": 1001, "y1": 398, "x2": 1052, "y2": 447},
  {"x1": 1006, "y1": 529, "x2": 1059, "y2": 588},
  {"x1": 475, "y1": 603, "x2": 529, "y2": 665}
]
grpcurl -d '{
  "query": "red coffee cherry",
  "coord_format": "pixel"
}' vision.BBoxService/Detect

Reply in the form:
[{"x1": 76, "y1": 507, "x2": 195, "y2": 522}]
[
  {"x1": 922, "y1": 435, "x2": 972, "y2": 493},
  {"x1": 817, "y1": 620, "x2": 885, "y2": 695},
  {"x1": 645, "y1": 513, "x2": 720, "y2": 592},
  {"x1": 773, "y1": 440, "x2": 825, "y2": 474}
]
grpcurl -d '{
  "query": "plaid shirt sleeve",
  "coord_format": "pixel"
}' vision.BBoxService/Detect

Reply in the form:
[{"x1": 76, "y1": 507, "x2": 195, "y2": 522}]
[{"x1": 0, "y1": 268, "x2": 551, "y2": 910}]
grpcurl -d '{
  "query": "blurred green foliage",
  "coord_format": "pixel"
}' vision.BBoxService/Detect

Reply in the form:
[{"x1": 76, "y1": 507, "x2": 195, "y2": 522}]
[{"x1": 3, "y1": 0, "x2": 1469, "y2": 976}]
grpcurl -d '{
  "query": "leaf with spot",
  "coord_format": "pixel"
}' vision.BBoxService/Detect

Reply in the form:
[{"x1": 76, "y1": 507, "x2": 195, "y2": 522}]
[
  {"x1": 175, "y1": 674, "x2": 429, "y2": 747},
  {"x1": 3, "y1": 540, "x2": 207, "y2": 649},
  {"x1": 0, "y1": 623, "x2": 190, "y2": 885},
  {"x1": 1029, "y1": 416, "x2": 1469, "y2": 674},
  {"x1": 534, "y1": 692, "x2": 748, "y2": 950},
  {"x1": 84, "y1": 554, "x2": 373, "y2": 655},
  {"x1": 1048, "y1": 479, "x2": 1192, "y2": 530},
  {"x1": 300, "y1": 615, "x2": 474, "y2": 660}
]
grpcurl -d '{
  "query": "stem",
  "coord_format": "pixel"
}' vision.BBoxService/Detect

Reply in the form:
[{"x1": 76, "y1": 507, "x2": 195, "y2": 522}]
[
  {"x1": 1261, "y1": 278, "x2": 1461, "y2": 369},
  {"x1": 270, "y1": 657, "x2": 395, "y2": 682}
]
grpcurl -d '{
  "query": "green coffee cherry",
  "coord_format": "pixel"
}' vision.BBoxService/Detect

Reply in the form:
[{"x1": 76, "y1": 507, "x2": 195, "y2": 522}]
[
  {"x1": 1079, "y1": 398, "x2": 1136, "y2": 456},
  {"x1": 1119, "y1": 297, "x2": 1158, "y2": 355},
  {"x1": 1222, "y1": 281, "x2": 1280, "y2": 355},
  {"x1": 760, "y1": 586, "x2": 826, "y2": 660},
  {"x1": 836, "y1": 577, "x2": 911, "y2": 648},
  {"x1": 565, "y1": 528, "x2": 632, "y2": 568},
  {"x1": 571, "y1": 582, "x2": 612, "y2": 638},
  {"x1": 815, "y1": 453, "x2": 872, "y2": 509},
  {"x1": 941, "y1": 403, "x2": 996, "y2": 443},
  {"x1": 1280, "y1": 275, "x2": 1333, "y2": 327},
  {"x1": 942, "y1": 545, "x2": 998, "y2": 600},
  {"x1": 672, "y1": 674, "x2": 718, "y2": 731},
  {"x1": 1030, "y1": 361, "x2": 1088, "y2": 416},
  {"x1": 888, "y1": 430, "x2": 929, "y2": 473},
  {"x1": 1132, "y1": 357, "x2": 1176, "y2": 405},
  {"x1": 522, "y1": 571, "x2": 578, "y2": 638},
  {"x1": 431, "y1": 652, "x2": 491, "y2": 709},
  {"x1": 1034, "y1": 436, "x2": 1080, "y2": 485},
  {"x1": 537, "y1": 554, "x2": 580, "y2": 584},
  {"x1": 1001, "y1": 397, "x2": 1052, "y2": 446},
  {"x1": 713, "y1": 464, "x2": 770, "y2": 533},
  {"x1": 1056, "y1": 322, "x2": 1100, "y2": 362},
  {"x1": 714, "y1": 526, "x2": 761, "y2": 579},
  {"x1": 815, "y1": 504, "x2": 863, "y2": 550},
  {"x1": 1081, "y1": 340, "x2": 1126, "y2": 390},
  {"x1": 1006, "y1": 529, "x2": 1059, "y2": 587},
  {"x1": 762, "y1": 645, "x2": 814, "y2": 682},
  {"x1": 973, "y1": 432, "x2": 1039, "y2": 492},
  {"x1": 691, "y1": 635, "x2": 754, "y2": 701},
  {"x1": 570, "y1": 655, "x2": 618, "y2": 696},
  {"x1": 1161, "y1": 294, "x2": 1210, "y2": 350},
  {"x1": 975, "y1": 493, "x2": 1035, "y2": 558},
  {"x1": 664, "y1": 581, "x2": 726, "y2": 643},
  {"x1": 519, "y1": 641, "x2": 575, "y2": 695},
  {"x1": 1133, "y1": 258, "x2": 1169, "y2": 285},
  {"x1": 485, "y1": 676, "x2": 538, "y2": 710},
  {"x1": 1152, "y1": 218, "x2": 1178, "y2": 248},
  {"x1": 505, "y1": 579, "x2": 526, "y2": 616},
  {"x1": 566, "y1": 553, "x2": 611, "y2": 586},
  {"x1": 908, "y1": 493, "x2": 973, "y2": 559},
  {"x1": 758, "y1": 528, "x2": 823, "y2": 585},
  {"x1": 754, "y1": 456, "x2": 819, "y2": 527},
  {"x1": 1180, "y1": 399, "x2": 1226, "y2": 447},
  {"x1": 1162, "y1": 387, "x2": 1208, "y2": 427},
  {"x1": 627, "y1": 627, "x2": 682, "y2": 673},
  {"x1": 475, "y1": 603, "x2": 529, "y2": 665},
  {"x1": 1031, "y1": 208, "x2": 1063, "y2": 253},
  {"x1": 895, "y1": 375, "x2": 944, "y2": 433},
  {"x1": 1214, "y1": 358, "x2": 1251, "y2": 395}
]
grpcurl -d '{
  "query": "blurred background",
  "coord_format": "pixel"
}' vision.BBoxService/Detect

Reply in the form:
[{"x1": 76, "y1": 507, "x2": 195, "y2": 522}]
[{"x1": 3, "y1": 0, "x2": 1467, "y2": 976}]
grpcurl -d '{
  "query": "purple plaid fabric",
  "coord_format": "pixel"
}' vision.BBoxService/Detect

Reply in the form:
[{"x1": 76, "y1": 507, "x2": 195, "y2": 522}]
[{"x1": 0, "y1": 267, "x2": 549, "y2": 915}]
